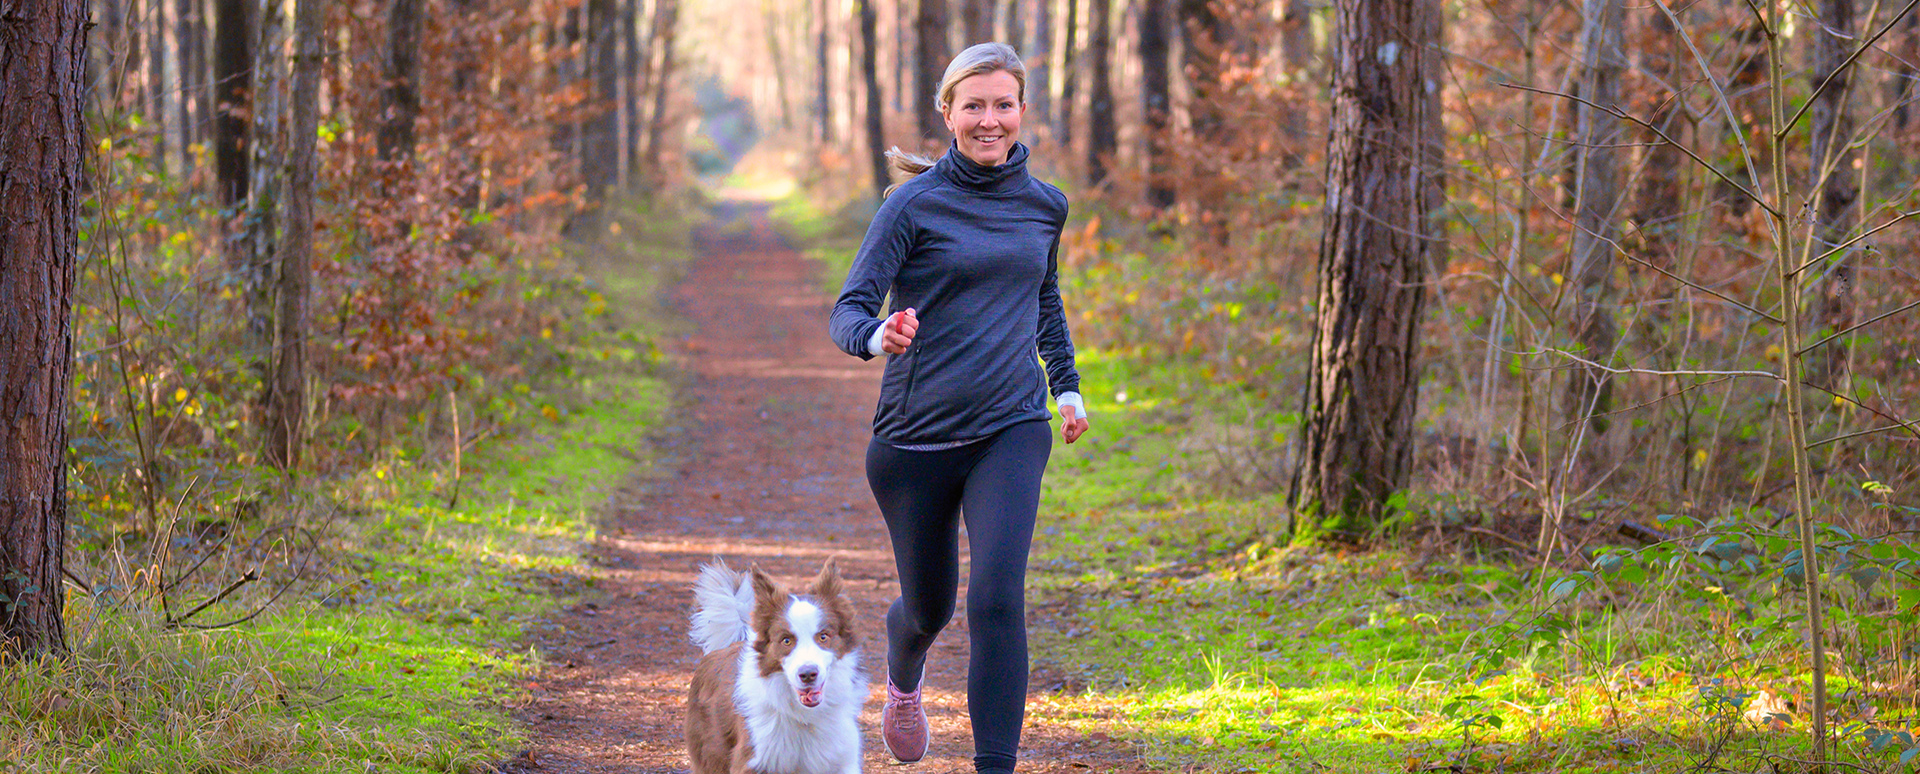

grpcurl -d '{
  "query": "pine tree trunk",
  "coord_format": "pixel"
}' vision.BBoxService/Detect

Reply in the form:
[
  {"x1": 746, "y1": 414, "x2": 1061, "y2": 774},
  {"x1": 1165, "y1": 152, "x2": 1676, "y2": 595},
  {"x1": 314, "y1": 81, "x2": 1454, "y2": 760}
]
[
  {"x1": 916, "y1": 0, "x2": 952, "y2": 141},
  {"x1": 1086, "y1": 0, "x2": 1114, "y2": 186},
  {"x1": 643, "y1": 0, "x2": 679, "y2": 174},
  {"x1": 1005, "y1": 0, "x2": 1023, "y2": 52},
  {"x1": 1567, "y1": 0, "x2": 1623, "y2": 435},
  {"x1": 815, "y1": 0, "x2": 831, "y2": 145},
  {"x1": 150, "y1": 0, "x2": 173, "y2": 167},
  {"x1": 861, "y1": 0, "x2": 888, "y2": 198},
  {"x1": 1139, "y1": 0, "x2": 1172, "y2": 208},
  {"x1": 1289, "y1": 0, "x2": 1443, "y2": 537},
  {"x1": 0, "y1": 0, "x2": 86, "y2": 660},
  {"x1": 1060, "y1": 0, "x2": 1079, "y2": 147},
  {"x1": 265, "y1": 0, "x2": 320, "y2": 470},
  {"x1": 1631, "y1": 7, "x2": 1683, "y2": 263},
  {"x1": 1808, "y1": 0, "x2": 1857, "y2": 386},
  {"x1": 1177, "y1": 0, "x2": 1228, "y2": 146},
  {"x1": 622, "y1": 0, "x2": 642, "y2": 186},
  {"x1": 177, "y1": 0, "x2": 203, "y2": 170},
  {"x1": 1030, "y1": 0, "x2": 1050, "y2": 130},
  {"x1": 962, "y1": 0, "x2": 991, "y2": 44},
  {"x1": 585, "y1": 0, "x2": 620, "y2": 197},
  {"x1": 212, "y1": 0, "x2": 250, "y2": 209},
  {"x1": 377, "y1": 0, "x2": 423, "y2": 166}
]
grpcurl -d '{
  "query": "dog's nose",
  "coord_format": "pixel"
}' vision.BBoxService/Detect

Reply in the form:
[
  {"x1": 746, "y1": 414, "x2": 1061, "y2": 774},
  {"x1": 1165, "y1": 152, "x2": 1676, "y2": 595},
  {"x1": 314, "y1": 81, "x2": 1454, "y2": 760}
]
[{"x1": 797, "y1": 665, "x2": 819, "y2": 685}]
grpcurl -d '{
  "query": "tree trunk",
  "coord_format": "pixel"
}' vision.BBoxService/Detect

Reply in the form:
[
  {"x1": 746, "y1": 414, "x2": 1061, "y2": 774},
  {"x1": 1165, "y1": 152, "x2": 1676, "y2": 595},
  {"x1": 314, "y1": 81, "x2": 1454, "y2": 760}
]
[
  {"x1": 643, "y1": 0, "x2": 679, "y2": 175},
  {"x1": 265, "y1": 0, "x2": 321, "y2": 470},
  {"x1": 1630, "y1": 7, "x2": 1683, "y2": 264},
  {"x1": 1280, "y1": 0, "x2": 1311, "y2": 76},
  {"x1": 1289, "y1": 0, "x2": 1442, "y2": 537},
  {"x1": 894, "y1": 0, "x2": 909, "y2": 112},
  {"x1": 1567, "y1": 0, "x2": 1623, "y2": 435},
  {"x1": 449, "y1": 0, "x2": 484, "y2": 212},
  {"x1": 1178, "y1": 0, "x2": 1229, "y2": 146},
  {"x1": 916, "y1": 0, "x2": 952, "y2": 141},
  {"x1": 585, "y1": 0, "x2": 620, "y2": 197},
  {"x1": 150, "y1": 0, "x2": 172, "y2": 167},
  {"x1": 1005, "y1": 0, "x2": 1023, "y2": 52},
  {"x1": 1030, "y1": 0, "x2": 1050, "y2": 131},
  {"x1": 0, "y1": 0, "x2": 86, "y2": 660},
  {"x1": 1808, "y1": 0, "x2": 1857, "y2": 386},
  {"x1": 622, "y1": 0, "x2": 642, "y2": 186},
  {"x1": 244, "y1": 0, "x2": 285, "y2": 399},
  {"x1": 1060, "y1": 0, "x2": 1078, "y2": 147},
  {"x1": 861, "y1": 0, "x2": 888, "y2": 198},
  {"x1": 815, "y1": 0, "x2": 831, "y2": 145},
  {"x1": 212, "y1": 0, "x2": 250, "y2": 209},
  {"x1": 1139, "y1": 0, "x2": 1172, "y2": 208},
  {"x1": 377, "y1": 0, "x2": 423, "y2": 166},
  {"x1": 962, "y1": 0, "x2": 991, "y2": 43},
  {"x1": 177, "y1": 0, "x2": 203, "y2": 170},
  {"x1": 1086, "y1": 0, "x2": 1114, "y2": 186}
]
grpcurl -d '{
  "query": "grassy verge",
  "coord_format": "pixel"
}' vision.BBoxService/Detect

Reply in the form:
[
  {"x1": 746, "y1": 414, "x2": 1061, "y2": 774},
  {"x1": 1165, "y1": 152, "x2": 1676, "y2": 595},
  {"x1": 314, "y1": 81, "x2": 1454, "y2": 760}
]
[
  {"x1": 1029, "y1": 350, "x2": 1909, "y2": 773},
  {"x1": 1, "y1": 199, "x2": 690, "y2": 773}
]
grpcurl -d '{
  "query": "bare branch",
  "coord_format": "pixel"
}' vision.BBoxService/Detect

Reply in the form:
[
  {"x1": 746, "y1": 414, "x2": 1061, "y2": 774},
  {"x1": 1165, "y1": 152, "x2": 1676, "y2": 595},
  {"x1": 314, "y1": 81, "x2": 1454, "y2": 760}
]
[
  {"x1": 1809, "y1": 423, "x2": 1918, "y2": 449},
  {"x1": 1791, "y1": 209, "x2": 1919, "y2": 276},
  {"x1": 1501, "y1": 83, "x2": 1780, "y2": 220},
  {"x1": 1613, "y1": 249, "x2": 1783, "y2": 325},
  {"x1": 1541, "y1": 348, "x2": 1783, "y2": 382},
  {"x1": 1797, "y1": 299, "x2": 1920, "y2": 357},
  {"x1": 1651, "y1": 0, "x2": 1773, "y2": 239},
  {"x1": 1801, "y1": 382, "x2": 1920, "y2": 442},
  {"x1": 166, "y1": 569, "x2": 260, "y2": 628},
  {"x1": 1780, "y1": 0, "x2": 1920, "y2": 139}
]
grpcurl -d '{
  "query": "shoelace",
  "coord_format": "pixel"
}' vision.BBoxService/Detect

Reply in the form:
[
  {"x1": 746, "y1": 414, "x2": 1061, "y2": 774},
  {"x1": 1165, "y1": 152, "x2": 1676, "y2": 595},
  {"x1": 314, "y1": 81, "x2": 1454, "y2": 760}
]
[{"x1": 889, "y1": 690, "x2": 922, "y2": 730}]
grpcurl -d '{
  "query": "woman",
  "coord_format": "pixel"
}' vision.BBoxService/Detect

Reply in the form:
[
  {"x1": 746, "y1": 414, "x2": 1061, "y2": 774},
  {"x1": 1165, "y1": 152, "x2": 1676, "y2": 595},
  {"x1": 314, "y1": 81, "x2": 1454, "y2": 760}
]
[{"x1": 827, "y1": 42, "x2": 1088, "y2": 774}]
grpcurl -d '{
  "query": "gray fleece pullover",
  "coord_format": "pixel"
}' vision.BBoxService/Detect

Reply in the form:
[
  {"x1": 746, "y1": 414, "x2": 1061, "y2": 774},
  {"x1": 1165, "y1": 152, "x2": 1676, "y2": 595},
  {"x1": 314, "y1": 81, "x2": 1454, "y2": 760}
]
[{"x1": 829, "y1": 141, "x2": 1081, "y2": 445}]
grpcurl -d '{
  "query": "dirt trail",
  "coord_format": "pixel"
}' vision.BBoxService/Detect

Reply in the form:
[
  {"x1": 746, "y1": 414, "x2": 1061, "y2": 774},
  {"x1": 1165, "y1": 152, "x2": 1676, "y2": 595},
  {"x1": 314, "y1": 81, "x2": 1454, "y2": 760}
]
[{"x1": 507, "y1": 201, "x2": 1150, "y2": 774}]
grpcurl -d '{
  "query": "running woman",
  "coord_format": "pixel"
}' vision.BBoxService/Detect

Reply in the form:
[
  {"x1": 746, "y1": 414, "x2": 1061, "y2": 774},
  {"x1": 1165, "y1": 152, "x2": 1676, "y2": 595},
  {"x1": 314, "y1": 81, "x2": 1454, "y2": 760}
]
[{"x1": 827, "y1": 41, "x2": 1088, "y2": 774}]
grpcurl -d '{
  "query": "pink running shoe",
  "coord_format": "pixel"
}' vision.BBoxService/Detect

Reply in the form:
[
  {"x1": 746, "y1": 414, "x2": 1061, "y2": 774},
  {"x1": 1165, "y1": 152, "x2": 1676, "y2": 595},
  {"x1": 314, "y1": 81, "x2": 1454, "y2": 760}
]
[{"x1": 881, "y1": 676, "x2": 928, "y2": 762}]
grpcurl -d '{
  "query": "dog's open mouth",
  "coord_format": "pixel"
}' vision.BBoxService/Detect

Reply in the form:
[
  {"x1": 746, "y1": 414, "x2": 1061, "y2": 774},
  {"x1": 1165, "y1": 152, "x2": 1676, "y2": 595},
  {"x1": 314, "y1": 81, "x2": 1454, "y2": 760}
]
[{"x1": 797, "y1": 686, "x2": 823, "y2": 707}]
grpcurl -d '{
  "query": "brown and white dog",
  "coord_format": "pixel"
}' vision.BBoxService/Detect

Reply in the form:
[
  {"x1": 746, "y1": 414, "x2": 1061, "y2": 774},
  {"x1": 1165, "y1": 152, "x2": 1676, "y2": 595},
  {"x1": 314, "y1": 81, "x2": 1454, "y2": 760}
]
[{"x1": 685, "y1": 558, "x2": 866, "y2": 774}]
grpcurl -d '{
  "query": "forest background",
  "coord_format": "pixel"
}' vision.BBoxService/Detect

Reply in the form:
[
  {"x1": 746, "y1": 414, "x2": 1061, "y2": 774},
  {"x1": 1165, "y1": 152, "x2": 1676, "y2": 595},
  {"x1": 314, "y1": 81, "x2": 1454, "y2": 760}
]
[{"x1": 1, "y1": 0, "x2": 1918, "y2": 771}]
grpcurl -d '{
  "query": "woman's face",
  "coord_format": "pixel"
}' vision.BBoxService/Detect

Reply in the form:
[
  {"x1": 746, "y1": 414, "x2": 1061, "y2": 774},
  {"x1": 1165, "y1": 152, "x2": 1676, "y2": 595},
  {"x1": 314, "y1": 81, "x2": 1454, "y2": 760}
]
[{"x1": 943, "y1": 70, "x2": 1025, "y2": 167}]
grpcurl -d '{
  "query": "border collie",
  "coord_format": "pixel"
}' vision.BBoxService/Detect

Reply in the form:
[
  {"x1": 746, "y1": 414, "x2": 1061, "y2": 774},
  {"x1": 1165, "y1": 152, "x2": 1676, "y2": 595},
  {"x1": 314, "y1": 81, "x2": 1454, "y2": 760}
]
[{"x1": 685, "y1": 558, "x2": 866, "y2": 774}]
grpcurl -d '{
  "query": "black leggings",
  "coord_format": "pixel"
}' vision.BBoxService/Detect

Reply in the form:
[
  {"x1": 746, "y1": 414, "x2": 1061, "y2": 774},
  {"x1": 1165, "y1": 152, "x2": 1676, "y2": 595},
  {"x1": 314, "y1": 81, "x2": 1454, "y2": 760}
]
[{"x1": 866, "y1": 419, "x2": 1052, "y2": 774}]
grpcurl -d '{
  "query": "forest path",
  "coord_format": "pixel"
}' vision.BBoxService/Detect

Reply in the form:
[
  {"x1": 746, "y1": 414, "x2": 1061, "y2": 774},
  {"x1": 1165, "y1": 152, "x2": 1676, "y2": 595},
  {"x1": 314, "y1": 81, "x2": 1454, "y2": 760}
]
[{"x1": 506, "y1": 199, "x2": 1150, "y2": 773}]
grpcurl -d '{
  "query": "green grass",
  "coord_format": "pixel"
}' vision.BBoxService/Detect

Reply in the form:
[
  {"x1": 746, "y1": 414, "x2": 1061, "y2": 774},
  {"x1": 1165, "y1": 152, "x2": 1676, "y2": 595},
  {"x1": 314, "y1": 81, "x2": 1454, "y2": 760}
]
[
  {"x1": 1029, "y1": 352, "x2": 1914, "y2": 773},
  {"x1": 1, "y1": 198, "x2": 689, "y2": 773}
]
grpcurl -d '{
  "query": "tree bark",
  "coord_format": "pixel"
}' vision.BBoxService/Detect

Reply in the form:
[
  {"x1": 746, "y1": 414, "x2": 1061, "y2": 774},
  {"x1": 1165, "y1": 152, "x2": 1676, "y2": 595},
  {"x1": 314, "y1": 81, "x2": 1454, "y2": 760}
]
[
  {"x1": 1289, "y1": 0, "x2": 1443, "y2": 537},
  {"x1": 212, "y1": 0, "x2": 251, "y2": 209},
  {"x1": 585, "y1": 0, "x2": 620, "y2": 197},
  {"x1": 1030, "y1": 0, "x2": 1050, "y2": 130},
  {"x1": 1808, "y1": 0, "x2": 1857, "y2": 386},
  {"x1": 149, "y1": 0, "x2": 172, "y2": 166},
  {"x1": 1280, "y1": 0, "x2": 1311, "y2": 76},
  {"x1": 1567, "y1": 0, "x2": 1623, "y2": 435},
  {"x1": 622, "y1": 0, "x2": 642, "y2": 186},
  {"x1": 916, "y1": 0, "x2": 952, "y2": 141},
  {"x1": 265, "y1": 0, "x2": 321, "y2": 470},
  {"x1": 1630, "y1": 7, "x2": 1683, "y2": 263},
  {"x1": 962, "y1": 0, "x2": 991, "y2": 44},
  {"x1": 1139, "y1": 0, "x2": 1172, "y2": 208},
  {"x1": 377, "y1": 0, "x2": 423, "y2": 166},
  {"x1": 0, "y1": 0, "x2": 87, "y2": 660},
  {"x1": 1177, "y1": 0, "x2": 1229, "y2": 146},
  {"x1": 860, "y1": 0, "x2": 888, "y2": 198},
  {"x1": 1060, "y1": 0, "x2": 1078, "y2": 146},
  {"x1": 177, "y1": 0, "x2": 204, "y2": 170},
  {"x1": 815, "y1": 0, "x2": 832, "y2": 145},
  {"x1": 244, "y1": 0, "x2": 285, "y2": 404},
  {"x1": 1086, "y1": 0, "x2": 1114, "y2": 186},
  {"x1": 643, "y1": 0, "x2": 679, "y2": 175}
]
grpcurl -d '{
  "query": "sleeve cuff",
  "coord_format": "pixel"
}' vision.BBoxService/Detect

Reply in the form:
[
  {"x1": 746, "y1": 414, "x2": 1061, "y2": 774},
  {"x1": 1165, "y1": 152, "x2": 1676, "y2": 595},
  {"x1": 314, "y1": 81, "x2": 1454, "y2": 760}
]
[
  {"x1": 866, "y1": 321, "x2": 887, "y2": 356},
  {"x1": 1056, "y1": 391, "x2": 1085, "y2": 418}
]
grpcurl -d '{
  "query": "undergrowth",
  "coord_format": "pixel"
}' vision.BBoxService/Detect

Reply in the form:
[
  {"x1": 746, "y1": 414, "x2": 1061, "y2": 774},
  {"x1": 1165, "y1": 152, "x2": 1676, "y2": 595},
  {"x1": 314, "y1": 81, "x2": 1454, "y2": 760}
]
[{"x1": 1, "y1": 198, "x2": 690, "y2": 773}]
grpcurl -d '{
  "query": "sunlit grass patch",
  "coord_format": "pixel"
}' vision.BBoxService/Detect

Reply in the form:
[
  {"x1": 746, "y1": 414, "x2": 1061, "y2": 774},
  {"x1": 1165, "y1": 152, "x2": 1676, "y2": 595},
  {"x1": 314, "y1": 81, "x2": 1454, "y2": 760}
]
[{"x1": 2, "y1": 198, "x2": 688, "y2": 772}]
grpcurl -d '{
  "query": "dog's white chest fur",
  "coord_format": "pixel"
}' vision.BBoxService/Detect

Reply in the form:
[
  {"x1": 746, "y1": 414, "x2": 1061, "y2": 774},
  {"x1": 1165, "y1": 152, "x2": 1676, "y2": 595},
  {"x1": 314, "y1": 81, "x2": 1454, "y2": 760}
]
[{"x1": 733, "y1": 602, "x2": 866, "y2": 774}]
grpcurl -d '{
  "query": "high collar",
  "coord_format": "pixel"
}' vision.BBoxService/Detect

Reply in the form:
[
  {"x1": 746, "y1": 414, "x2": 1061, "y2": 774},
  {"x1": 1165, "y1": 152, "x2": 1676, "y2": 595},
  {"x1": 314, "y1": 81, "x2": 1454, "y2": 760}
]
[{"x1": 936, "y1": 140, "x2": 1031, "y2": 195}]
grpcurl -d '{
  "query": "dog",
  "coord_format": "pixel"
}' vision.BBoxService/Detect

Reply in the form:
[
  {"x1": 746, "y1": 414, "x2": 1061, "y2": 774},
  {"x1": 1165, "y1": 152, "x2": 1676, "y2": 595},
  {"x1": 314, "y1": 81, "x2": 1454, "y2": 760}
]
[{"x1": 685, "y1": 557, "x2": 867, "y2": 774}]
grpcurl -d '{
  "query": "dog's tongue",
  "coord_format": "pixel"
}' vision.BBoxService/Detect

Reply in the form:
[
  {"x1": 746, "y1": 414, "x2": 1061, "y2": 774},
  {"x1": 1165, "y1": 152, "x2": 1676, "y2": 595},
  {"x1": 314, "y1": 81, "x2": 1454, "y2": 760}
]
[{"x1": 798, "y1": 687, "x2": 822, "y2": 707}]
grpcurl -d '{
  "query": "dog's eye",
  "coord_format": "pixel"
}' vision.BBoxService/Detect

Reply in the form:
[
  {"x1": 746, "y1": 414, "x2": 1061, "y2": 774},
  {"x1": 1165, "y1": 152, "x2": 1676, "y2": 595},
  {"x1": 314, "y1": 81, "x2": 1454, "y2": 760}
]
[
  {"x1": 816, "y1": 632, "x2": 831, "y2": 644},
  {"x1": 780, "y1": 635, "x2": 794, "y2": 646}
]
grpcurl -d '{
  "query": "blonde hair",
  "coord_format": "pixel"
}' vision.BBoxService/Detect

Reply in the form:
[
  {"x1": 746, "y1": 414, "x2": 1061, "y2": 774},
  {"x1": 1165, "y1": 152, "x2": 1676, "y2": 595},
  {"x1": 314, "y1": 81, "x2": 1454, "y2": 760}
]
[{"x1": 885, "y1": 42, "x2": 1028, "y2": 197}]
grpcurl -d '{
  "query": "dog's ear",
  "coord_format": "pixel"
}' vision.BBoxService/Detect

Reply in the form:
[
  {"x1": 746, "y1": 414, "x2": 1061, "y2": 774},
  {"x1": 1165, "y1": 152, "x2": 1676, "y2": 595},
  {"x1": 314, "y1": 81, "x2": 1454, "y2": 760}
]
[
  {"x1": 810, "y1": 557, "x2": 843, "y2": 599},
  {"x1": 749, "y1": 565, "x2": 783, "y2": 648},
  {"x1": 812, "y1": 556, "x2": 858, "y2": 643}
]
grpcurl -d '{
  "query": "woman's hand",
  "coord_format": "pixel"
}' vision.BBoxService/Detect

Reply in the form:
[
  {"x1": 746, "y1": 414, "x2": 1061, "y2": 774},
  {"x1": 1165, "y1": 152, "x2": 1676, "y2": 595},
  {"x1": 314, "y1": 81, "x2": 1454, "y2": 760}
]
[
  {"x1": 881, "y1": 308, "x2": 919, "y2": 354},
  {"x1": 1059, "y1": 405, "x2": 1089, "y2": 444}
]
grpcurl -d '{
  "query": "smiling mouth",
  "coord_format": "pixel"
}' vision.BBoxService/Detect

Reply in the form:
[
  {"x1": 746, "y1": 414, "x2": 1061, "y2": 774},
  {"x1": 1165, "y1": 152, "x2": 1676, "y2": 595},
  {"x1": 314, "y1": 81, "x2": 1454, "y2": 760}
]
[{"x1": 798, "y1": 686, "x2": 822, "y2": 707}]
